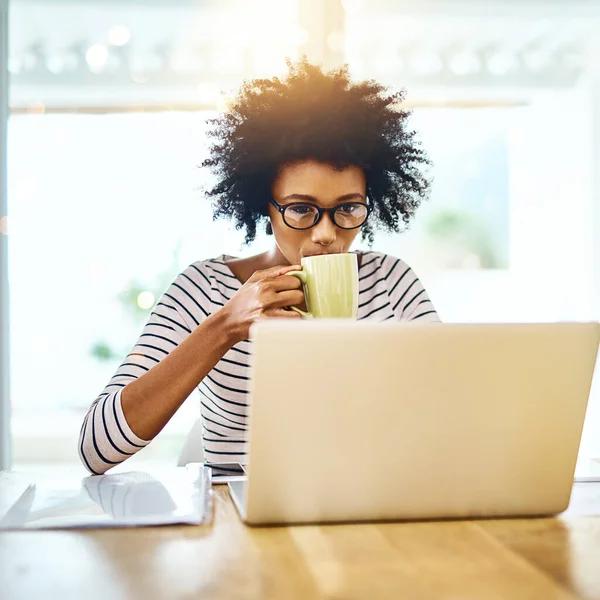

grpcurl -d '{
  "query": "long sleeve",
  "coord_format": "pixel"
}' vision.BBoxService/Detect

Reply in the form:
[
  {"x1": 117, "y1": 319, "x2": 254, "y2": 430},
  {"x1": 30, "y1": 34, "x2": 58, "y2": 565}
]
[{"x1": 78, "y1": 271, "x2": 199, "y2": 474}]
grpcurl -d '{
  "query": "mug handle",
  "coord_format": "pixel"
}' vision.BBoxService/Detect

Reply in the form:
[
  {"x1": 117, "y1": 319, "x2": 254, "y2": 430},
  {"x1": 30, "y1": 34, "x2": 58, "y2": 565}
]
[{"x1": 286, "y1": 270, "x2": 313, "y2": 319}]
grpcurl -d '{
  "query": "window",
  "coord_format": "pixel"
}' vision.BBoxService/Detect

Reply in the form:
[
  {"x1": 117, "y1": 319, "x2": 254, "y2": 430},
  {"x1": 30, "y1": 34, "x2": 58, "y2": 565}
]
[{"x1": 6, "y1": 0, "x2": 600, "y2": 468}]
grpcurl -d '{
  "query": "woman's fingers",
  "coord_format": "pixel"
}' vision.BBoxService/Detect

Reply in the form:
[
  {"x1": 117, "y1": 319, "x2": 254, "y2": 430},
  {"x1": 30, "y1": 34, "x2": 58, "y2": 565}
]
[
  {"x1": 264, "y1": 308, "x2": 303, "y2": 319},
  {"x1": 267, "y1": 274, "x2": 303, "y2": 292},
  {"x1": 249, "y1": 264, "x2": 301, "y2": 283},
  {"x1": 269, "y1": 289, "x2": 305, "y2": 309}
]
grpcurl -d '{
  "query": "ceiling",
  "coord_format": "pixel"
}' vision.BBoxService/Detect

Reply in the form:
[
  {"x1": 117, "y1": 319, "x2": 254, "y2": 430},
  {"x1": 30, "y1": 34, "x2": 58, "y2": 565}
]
[{"x1": 7, "y1": 0, "x2": 600, "y2": 110}]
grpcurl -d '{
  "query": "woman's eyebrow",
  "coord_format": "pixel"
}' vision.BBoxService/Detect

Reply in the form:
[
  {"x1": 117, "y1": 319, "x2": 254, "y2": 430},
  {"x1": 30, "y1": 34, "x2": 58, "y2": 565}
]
[{"x1": 282, "y1": 193, "x2": 366, "y2": 202}]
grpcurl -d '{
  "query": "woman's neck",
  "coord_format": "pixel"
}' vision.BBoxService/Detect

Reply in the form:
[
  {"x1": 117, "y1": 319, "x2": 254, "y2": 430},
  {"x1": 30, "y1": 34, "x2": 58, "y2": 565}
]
[{"x1": 223, "y1": 247, "x2": 288, "y2": 284}]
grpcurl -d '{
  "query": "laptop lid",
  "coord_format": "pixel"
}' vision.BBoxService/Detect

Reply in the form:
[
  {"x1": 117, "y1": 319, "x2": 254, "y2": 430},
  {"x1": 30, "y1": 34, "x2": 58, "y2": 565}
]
[{"x1": 242, "y1": 321, "x2": 600, "y2": 525}]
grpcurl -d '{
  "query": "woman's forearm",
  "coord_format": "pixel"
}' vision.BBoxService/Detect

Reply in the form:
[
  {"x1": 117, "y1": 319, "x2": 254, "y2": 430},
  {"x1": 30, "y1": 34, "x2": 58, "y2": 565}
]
[{"x1": 120, "y1": 308, "x2": 236, "y2": 440}]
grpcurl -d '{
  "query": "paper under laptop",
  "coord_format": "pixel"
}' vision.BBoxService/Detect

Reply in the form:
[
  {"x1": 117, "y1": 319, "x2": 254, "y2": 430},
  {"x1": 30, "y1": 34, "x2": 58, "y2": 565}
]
[{"x1": 574, "y1": 458, "x2": 600, "y2": 482}]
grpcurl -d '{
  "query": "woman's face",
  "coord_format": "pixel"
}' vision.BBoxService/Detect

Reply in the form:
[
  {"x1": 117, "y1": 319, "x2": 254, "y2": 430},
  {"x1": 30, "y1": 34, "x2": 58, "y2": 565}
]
[{"x1": 268, "y1": 159, "x2": 367, "y2": 265}]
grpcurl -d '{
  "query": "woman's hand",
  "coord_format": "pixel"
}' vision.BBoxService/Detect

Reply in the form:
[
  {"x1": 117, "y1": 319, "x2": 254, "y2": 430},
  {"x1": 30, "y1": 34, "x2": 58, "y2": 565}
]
[{"x1": 221, "y1": 265, "x2": 304, "y2": 344}]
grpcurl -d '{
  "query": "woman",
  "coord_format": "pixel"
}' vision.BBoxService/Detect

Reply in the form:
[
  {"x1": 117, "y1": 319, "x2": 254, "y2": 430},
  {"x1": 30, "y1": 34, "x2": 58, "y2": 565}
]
[{"x1": 79, "y1": 59, "x2": 440, "y2": 474}]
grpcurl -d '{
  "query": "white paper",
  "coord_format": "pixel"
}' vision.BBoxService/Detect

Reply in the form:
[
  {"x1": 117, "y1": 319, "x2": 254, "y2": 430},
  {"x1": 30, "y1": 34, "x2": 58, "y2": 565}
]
[{"x1": 0, "y1": 465, "x2": 213, "y2": 530}]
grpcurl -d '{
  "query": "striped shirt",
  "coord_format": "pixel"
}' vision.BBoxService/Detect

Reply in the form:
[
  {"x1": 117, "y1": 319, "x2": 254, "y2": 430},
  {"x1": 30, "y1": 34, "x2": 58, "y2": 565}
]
[{"x1": 78, "y1": 251, "x2": 440, "y2": 474}]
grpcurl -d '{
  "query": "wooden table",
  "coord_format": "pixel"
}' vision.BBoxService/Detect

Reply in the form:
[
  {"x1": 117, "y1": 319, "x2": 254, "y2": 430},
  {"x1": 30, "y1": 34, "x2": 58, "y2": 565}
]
[{"x1": 2, "y1": 482, "x2": 600, "y2": 599}]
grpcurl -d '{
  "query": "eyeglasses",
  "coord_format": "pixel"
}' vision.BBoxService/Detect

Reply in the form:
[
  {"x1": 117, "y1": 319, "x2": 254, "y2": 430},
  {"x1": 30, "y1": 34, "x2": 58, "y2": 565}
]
[{"x1": 269, "y1": 197, "x2": 371, "y2": 230}]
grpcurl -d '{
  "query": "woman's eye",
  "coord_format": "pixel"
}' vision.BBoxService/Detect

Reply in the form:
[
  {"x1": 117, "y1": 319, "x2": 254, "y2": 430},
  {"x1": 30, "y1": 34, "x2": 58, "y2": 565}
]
[
  {"x1": 288, "y1": 205, "x2": 313, "y2": 215},
  {"x1": 339, "y1": 204, "x2": 357, "y2": 214}
]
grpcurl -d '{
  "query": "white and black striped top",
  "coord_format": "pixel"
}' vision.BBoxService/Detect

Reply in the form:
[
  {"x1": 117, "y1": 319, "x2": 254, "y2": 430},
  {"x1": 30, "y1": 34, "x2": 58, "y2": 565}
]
[{"x1": 78, "y1": 251, "x2": 440, "y2": 474}]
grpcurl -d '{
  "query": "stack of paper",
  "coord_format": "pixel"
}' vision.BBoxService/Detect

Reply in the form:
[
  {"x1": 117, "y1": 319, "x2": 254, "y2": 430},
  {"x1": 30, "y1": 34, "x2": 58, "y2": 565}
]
[{"x1": 0, "y1": 464, "x2": 213, "y2": 529}]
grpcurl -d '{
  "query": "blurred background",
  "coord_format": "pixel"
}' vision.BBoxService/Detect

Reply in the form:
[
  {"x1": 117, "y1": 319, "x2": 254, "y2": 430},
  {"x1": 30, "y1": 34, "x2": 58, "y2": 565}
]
[{"x1": 4, "y1": 0, "x2": 600, "y2": 468}]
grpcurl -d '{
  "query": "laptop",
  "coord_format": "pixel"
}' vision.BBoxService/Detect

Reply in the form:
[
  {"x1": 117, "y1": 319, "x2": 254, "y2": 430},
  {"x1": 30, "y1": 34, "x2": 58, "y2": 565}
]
[{"x1": 229, "y1": 321, "x2": 600, "y2": 525}]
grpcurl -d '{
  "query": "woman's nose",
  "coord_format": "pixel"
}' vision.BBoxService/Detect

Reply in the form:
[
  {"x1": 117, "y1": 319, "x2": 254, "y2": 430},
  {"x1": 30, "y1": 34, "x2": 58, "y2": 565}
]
[{"x1": 311, "y1": 213, "x2": 337, "y2": 246}]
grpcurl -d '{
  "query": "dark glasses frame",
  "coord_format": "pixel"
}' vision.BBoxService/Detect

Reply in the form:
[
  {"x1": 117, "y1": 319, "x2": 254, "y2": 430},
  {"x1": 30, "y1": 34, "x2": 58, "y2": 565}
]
[{"x1": 269, "y1": 197, "x2": 372, "y2": 230}]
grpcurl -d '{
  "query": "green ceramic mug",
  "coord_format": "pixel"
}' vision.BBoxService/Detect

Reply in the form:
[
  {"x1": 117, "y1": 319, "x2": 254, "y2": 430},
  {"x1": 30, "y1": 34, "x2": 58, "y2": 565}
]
[{"x1": 287, "y1": 253, "x2": 359, "y2": 319}]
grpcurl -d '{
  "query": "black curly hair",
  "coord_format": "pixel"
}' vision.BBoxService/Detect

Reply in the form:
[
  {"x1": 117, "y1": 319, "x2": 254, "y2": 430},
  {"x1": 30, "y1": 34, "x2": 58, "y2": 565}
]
[{"x1": 202, "y1": 58, "x2": 431, "y2": 244}]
